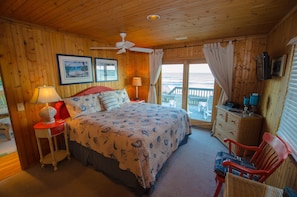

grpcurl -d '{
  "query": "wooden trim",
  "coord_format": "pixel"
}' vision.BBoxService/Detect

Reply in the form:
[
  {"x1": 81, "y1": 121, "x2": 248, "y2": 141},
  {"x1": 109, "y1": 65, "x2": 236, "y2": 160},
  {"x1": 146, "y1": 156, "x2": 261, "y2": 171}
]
[
  {"x1": 269, "y1": 4, "x2": 297, "y2": 34},
  {"x1": 157, "y1": 34, "x2": 267, "y2": 50},
  {"x1": 0, "y1": 152, "x2": 21, "y2": 181}
]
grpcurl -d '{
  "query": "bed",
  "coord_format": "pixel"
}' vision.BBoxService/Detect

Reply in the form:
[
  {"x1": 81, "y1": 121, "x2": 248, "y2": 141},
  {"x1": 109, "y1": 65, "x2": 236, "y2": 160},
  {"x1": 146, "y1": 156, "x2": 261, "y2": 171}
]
[{"x1": 55, "y1": 86, "x2": 191, "y2": 196}]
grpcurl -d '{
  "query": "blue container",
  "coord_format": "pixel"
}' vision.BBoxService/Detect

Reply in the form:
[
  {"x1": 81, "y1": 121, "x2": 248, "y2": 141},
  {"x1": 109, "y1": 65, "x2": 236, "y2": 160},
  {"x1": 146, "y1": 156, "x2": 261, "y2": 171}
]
[
  {"x1": 249, "y1": 93, "x2": 260, "y2": 106},
  {"x1": 243, "y1": 96, "x2": 250, "y2": 106}
]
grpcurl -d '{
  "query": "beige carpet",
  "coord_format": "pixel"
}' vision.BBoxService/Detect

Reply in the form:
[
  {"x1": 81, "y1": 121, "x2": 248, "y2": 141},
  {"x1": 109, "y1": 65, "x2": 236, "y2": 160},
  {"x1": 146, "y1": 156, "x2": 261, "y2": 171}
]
[{"x1": 0, "y1": 127, "x2": 227, "y2": 197}]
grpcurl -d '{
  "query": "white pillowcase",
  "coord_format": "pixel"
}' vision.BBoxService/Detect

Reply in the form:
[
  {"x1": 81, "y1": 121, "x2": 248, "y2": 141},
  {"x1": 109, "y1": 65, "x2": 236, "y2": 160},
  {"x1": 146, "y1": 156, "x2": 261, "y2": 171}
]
[
  {"x1": 114, "y1": 88, "x2": 130, "y2": 104},
  {"x1": 99, "y1": 93, "x2": 120, "y2": 111},
  {"x1": 63, "y1": 94, "x2": 101, "y2": 118},
  {"x1": 99, "y1": 88, "x2": 130, "y2": 105}
]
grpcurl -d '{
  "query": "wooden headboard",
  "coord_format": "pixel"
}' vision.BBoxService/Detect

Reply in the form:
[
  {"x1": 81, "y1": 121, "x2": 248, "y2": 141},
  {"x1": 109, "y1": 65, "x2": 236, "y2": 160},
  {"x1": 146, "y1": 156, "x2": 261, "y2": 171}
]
[{"x1": 54, "y1": 86, "x2": 114, "y2": 120}]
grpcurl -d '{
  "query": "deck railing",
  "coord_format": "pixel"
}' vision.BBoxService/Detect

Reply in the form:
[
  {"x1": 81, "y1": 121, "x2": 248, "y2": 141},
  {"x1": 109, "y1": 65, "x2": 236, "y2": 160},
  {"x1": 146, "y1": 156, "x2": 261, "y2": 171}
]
[{"x1": 162, "y1": 87, "x2": 213, "y2": 105}]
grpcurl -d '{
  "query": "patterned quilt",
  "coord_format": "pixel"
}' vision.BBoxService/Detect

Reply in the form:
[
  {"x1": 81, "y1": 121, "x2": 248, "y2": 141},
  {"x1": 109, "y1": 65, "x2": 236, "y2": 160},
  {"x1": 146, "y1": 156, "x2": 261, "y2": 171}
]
[{"x1": 66, "y1": 102, "x2": 191, "y2": 189}]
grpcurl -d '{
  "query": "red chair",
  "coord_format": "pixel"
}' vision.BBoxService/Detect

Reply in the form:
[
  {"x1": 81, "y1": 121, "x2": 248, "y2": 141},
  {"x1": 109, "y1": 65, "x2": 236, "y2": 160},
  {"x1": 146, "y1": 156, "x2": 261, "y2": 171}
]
[{"x1": 213, "y1": 132, "x2": 291, "y2": 197}]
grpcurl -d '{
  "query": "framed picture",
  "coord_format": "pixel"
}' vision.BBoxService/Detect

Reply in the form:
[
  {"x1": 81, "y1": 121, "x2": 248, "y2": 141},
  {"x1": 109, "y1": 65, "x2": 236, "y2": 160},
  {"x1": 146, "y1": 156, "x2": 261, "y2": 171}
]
[
  {"x1": 56, "y1": 54, "x2": 93, "y2": 85},
  {"x1": 94, "y1": 58, "x2": 118, "y2": 82},
  {"x1": 271, "y1": 54, "x2": 287, "y2": 77}
]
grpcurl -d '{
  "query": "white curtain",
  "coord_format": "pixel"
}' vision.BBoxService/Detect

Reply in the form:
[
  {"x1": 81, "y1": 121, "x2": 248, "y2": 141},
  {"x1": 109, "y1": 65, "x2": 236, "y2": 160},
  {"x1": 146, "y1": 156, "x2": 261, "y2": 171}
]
[
  {"x1": 148, "y1": 49, "x2": 164, "y2": 103},
  {"x1": 202, "y1": 41, "x2": 234, "y2": 104}
]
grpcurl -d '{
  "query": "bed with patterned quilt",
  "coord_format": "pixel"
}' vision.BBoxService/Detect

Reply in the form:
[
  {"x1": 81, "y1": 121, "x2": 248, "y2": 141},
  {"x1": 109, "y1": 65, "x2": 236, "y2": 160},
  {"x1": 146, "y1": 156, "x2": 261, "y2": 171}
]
[{"x1": 54, "y1": 86, "x2": 192, "y2": 196}]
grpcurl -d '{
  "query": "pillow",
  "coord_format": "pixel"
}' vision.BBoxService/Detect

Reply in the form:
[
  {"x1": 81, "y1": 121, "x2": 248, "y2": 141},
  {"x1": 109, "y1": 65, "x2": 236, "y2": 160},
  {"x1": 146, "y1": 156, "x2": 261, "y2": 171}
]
[
  {"x1": 99, "y1": 93, "x2": 120, "y2": 111},
  {"x1": 114, "y1": 88, "x2": 130, "y2": 104},
  {"x1": 283, "y1": 187, "x2": 297, "y2": 197},
  {"x1": 63, "y1": 94, "x2": 101, "y2": 118},
  {"x1": 99, "y1": 89, "x2": 130, "y2": 105},
  {"x1": 54, "y1": 101, "x2": 70, "y2": 120}
]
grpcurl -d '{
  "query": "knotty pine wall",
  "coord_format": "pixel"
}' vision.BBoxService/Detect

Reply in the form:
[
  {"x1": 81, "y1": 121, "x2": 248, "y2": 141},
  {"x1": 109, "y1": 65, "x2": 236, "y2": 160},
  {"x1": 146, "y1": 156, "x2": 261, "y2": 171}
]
[
  {"x1": 262, "y1": 8, "x2": 297, "y2": 190},
  {"x1": 0, "y1": 18, "x2": 149, "y2": 169},
  {"x1": 162, "y1": 37, "x2": 267, "y2": 128},
  {"x1": 163, "y1": 36, "x2": 267, "y2": 107},
  {"x1": 162, "y1": 7, "x2": 297, "y2": 189},
  {"x1": 1, "y1": 9, "x2": 297, "y2": 190}
]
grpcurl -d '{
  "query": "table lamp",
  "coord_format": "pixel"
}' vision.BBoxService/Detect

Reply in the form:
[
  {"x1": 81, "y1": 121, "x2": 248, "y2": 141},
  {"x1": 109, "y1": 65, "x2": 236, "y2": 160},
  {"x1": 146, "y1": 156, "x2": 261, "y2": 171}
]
[
  {"x1": 132, "y1": 77, "x2": 142, "y2": 100},
  {"x1": 30, "y1": 85, "x2": 61, "y2": 124}
]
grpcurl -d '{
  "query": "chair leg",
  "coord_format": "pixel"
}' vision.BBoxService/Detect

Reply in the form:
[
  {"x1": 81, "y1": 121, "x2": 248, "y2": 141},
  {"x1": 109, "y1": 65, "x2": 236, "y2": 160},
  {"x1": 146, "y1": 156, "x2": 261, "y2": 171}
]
[{"x1": 214, "y1": 175, "x2": 224, "y2": 197}]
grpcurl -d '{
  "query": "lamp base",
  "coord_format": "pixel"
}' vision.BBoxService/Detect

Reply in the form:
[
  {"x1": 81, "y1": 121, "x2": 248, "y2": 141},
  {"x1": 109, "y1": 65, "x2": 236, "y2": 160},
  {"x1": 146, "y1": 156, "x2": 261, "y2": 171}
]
[{"x1": 39, "y1": 106, "x2": 57, "y2": 124}]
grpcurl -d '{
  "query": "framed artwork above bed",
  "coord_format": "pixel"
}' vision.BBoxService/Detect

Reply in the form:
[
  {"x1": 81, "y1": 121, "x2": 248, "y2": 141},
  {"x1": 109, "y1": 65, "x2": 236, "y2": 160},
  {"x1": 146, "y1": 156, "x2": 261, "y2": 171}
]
[
  {"x1": 56, "y1": 54, "x2": 93, "y2": 85},
  {"x1": 94, "y1": 58, "x2": 118, "y2": 82}
]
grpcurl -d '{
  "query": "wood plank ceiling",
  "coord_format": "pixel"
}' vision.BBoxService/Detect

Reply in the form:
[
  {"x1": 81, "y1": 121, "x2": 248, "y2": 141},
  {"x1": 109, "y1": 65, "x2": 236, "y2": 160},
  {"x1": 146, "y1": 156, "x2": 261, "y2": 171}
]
[{"x1": 0, "y1": 0, "x2": 297, "y2": 48}]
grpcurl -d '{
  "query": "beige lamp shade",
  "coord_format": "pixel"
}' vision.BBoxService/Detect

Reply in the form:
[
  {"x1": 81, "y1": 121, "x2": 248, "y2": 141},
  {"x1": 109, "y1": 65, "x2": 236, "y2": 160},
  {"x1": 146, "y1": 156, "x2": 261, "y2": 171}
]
[
  {"x1": 30, "y1": 85, "x2": 61, "y2": 124},
  {"x1": 30, "y1": 85, "x2": 61, "y2": 104},
  {"x1": 132, "y1": 77, "x2": 142, "y2": 100},
  {"x1": 132, "y1": 77, "x2": 142, "y2": 87}
]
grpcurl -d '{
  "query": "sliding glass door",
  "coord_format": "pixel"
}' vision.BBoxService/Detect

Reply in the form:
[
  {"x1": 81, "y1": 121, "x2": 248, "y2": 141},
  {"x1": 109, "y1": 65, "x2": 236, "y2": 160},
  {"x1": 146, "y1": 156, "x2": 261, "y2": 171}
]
[
  {"x1": 161, "y1": 64, "x2": 184, "y2": 109},
  {"x1": 161, "y1": 63, "x2": 214, "y2": 123},
  {"x1": 188, "y1": 64, "x2": 214, "y2": 121}
]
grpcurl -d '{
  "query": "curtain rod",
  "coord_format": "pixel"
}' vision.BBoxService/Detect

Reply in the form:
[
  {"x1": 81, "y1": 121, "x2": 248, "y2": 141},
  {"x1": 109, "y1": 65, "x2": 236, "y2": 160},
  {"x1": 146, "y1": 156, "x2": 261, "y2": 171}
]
[{"x1": 162, "y1": 39, "x2": 237, "y2": 50}]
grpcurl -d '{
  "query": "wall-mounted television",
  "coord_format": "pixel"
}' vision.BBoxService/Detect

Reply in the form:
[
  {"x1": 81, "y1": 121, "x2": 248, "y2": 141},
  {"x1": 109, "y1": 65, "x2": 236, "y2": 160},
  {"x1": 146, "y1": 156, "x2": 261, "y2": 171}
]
[{"x1": 256, "y1": 52, "x2": 272, "y2": 80}]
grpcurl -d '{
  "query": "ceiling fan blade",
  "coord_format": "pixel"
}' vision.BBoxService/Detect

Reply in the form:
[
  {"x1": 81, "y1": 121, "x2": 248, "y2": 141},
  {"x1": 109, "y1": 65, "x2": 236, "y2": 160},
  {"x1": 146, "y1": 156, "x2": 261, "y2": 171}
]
[
  {"x1": 116, "y1": 48, "x2": 126, "y2": 54},
  {"x1": 90, "y1": 46, "x2": 118, "y2": 50},
  {"x1": 129, "y1": 47, "x2": 154, "y2": 53},
  {"x1": 124, "y1": 41, "x2": 135, "y2": 48}
]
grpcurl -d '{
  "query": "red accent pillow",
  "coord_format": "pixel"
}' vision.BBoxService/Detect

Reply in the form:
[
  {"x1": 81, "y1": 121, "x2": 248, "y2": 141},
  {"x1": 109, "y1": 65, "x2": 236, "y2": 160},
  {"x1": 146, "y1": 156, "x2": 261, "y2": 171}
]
[{"x1": 54, "y1": 101, "x2": 70, "y2": 120}]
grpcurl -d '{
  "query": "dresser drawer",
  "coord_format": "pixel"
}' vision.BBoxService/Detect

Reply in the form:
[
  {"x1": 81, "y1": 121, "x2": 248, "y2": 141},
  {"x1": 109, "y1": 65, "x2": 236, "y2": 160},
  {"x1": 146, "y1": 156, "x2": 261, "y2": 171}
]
[
  {"x1": 216, "y1": 109, "x2": 227, "y2": 122},
  {"x1": 226, "y1": 113, "x2": 240, "y2": 130},
  {"x1": 214, "y1": 126, "x2": 238, "y2": 153},
  {"x1": 215, "y1": 119, "x2": 238, "y2": 139},
  {"x1": 50, "y1": 124, "x2": 65, "y2": 135},
  {"x1": 214, "y1": 105, "x2": 263, "y2": 149}
]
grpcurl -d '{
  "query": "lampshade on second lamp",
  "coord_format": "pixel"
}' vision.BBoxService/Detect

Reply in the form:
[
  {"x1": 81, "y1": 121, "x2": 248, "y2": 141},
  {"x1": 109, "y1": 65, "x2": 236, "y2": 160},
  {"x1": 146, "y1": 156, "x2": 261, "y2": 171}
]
[
  {"x1": 132, "y1": 77, "x2": 142, "y2": 100},
  {"x1": 30, "y1": 85, "x2": 61, "y2": 124}
]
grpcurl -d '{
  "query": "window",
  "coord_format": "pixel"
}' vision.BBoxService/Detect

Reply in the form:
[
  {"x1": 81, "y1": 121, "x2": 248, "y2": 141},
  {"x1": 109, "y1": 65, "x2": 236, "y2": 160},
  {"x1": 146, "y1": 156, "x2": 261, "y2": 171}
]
[
  {"x1": 161, "y1": 63, "x2": 215, "y2": 123},
  {"x1": 277, "y1": 46, "x2": 297, "y2": 160}
]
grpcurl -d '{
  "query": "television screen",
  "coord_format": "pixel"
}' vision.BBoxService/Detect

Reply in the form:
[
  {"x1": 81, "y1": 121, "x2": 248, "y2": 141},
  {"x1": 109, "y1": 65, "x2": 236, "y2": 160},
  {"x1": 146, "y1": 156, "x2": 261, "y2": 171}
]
[{"x1": 256, "y1": 52, "x2": 272, "y2": 80}]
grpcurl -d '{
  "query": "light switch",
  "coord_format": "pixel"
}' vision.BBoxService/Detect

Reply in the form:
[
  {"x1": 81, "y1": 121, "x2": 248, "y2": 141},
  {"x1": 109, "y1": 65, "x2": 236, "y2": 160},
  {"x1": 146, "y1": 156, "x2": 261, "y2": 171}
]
[{"x1": 17, "y1": 102, "x2": 25, "y2": 111}]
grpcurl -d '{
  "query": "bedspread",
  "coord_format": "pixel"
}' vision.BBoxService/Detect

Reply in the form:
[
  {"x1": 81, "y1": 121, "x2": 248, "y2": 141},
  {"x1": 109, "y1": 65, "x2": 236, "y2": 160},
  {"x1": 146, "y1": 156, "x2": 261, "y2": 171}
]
[{"x1": 66, "y1": 102, "x2": 191, "y2": 189}]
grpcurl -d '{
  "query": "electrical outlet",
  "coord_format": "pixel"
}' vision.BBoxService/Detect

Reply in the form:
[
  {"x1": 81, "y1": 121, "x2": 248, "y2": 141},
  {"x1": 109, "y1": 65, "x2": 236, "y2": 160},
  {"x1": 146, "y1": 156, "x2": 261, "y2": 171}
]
[{"x1": 17, "y1": 102, "x2": 25, "y2": 111}]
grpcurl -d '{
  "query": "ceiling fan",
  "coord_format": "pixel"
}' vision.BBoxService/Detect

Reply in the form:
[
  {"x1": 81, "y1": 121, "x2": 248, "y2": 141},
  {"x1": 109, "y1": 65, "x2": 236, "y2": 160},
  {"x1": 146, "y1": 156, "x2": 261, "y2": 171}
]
[{"x1": 90, "y1": 32, "x2": 153, "y2": 54}]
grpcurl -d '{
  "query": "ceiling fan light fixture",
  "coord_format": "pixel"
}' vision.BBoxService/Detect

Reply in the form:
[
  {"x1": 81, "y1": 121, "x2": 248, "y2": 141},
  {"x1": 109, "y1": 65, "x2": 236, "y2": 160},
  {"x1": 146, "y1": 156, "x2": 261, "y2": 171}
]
[
  {"x1": 146, "y1": 14, "x2": 160, "y2": 21},
  {"x1": 90, "y1": 33, "x2": 153, "y2": 54}
]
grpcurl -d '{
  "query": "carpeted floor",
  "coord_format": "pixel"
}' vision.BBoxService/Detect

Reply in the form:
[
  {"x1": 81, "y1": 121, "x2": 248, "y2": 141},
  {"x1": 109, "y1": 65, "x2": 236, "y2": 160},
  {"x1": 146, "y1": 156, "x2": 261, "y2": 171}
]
[{"x1": 0, "y1": 127, "x2": 227, "y2": 197}]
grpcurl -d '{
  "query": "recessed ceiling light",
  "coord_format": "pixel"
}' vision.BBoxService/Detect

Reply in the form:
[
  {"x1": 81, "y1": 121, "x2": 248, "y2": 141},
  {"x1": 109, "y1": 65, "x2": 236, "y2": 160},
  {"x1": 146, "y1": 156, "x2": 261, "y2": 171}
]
[
  {"x1": 146, "y1": 14, "x2": 160, "y2": 21},
  {"x1": 175, "y1": 36, "x2": 188, "y2": 40}
]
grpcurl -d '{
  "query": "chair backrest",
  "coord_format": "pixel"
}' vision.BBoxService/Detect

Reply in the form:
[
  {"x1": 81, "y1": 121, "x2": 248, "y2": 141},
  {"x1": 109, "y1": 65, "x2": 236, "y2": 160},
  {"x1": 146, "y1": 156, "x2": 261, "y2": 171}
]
[
  {"x1": 205, "y1": 95, "x2": 213, "y2": 112},
  {"x1": 250, "y1": 132, "x2": 291, "y2": 182}
]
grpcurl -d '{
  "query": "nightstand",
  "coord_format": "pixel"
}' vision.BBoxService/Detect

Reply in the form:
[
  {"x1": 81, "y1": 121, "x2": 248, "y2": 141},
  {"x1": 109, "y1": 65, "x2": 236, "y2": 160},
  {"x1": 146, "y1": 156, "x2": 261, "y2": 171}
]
[
  {"x1": 131, "y1": 99, "x2": 145, "y2": 103},
  {"x1": 33, "y1": 120, "x2": 70, "y2": 171}
]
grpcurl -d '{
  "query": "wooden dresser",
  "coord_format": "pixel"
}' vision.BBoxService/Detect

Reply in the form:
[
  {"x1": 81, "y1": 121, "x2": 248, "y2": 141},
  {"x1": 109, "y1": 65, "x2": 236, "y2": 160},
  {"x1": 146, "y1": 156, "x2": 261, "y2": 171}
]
[{"x1": 214, "y1": 105, "x2": 263, "y2": 149}]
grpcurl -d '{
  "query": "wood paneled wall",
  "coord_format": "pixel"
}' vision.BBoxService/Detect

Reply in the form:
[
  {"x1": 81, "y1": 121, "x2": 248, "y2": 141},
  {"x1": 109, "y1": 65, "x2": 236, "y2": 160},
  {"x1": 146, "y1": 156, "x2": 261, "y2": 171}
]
[
  {"x1": 262, "y1": 9, "x2": 297, "y2": 190},
  {"x1": 162, "y1": 36, "x2": 267, "y2": 107},
  {"x1": 1, "y1": 7, "x2": 297, "y2": 190},
  {"x1": 0, "y1": 18, "x2": 149, "y2": 169},
  {"x1": 162, "y1": 12, "x2": 297, "y2": 189}
]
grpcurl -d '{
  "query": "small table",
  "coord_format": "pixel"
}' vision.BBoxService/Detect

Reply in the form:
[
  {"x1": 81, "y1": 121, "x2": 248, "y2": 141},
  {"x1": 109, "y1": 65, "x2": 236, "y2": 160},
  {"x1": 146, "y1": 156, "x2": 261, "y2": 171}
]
[
  {"x1": 33, "y1": 120, "x2": 70, "y2": 171},
  {"x1": 224, "y1": 173, "x2": 283, "y2": 197}
]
